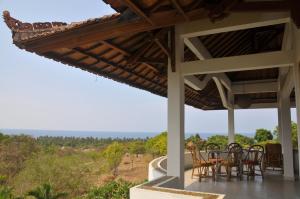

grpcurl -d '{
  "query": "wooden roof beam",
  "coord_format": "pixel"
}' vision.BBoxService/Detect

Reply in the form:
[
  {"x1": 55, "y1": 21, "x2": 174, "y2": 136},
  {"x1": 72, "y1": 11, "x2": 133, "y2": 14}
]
[
  {"x1": 170, "y1": 0, "x2": 189, "y2": 21},
  {"x1": 122, "y1": 0, "x2": 154, "y2": 25}
]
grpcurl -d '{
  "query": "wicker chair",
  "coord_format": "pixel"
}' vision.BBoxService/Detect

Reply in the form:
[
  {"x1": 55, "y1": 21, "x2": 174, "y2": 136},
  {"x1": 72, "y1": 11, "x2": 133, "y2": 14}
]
[
  {"x1": 187, "y1": 142, "x2": 215, "y2": 181},
  {"x1": 226, "y1": 142, "x2": 241, "y2": 151},
  {"x1": 243, "y1": 145, "x2": 264, "y2": 180},
  {"x1": 220, "y1": 144, "x2": 243, "y2": 180},
  {"x1": 264, "y1": 143, "x2": 283, "y2": 172},
  {"x1": 205, "y1": 143, "x2": 222, "y2": 164}
]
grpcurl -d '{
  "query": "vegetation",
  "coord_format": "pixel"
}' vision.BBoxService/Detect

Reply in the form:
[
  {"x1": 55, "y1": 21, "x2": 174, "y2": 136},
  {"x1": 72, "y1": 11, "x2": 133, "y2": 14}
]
[
  {"x1": 0, "y1": 123, "x2": 297, "y2": 198},
  {"x1": 37, "y1": 136, "x2": 145, "y2": 148},
  {"x1": 27, "y1": 183, "x2": 67, "y2": 199},
  {"x1": 206, "y1": 135, "x2": 228, "y2": 149},
  {"x1": 85, "y1": 180, "x2": 135, "y2": 199},
  {"x1": 255, "y1": 129, "x2": 273, "y2": 143},
  {"x1": 0, "y1": 186, "x2": 14, "y2": 199},
  {"x1": 207, "y1": 134, "x2": 255, "y2": 149},
  {"x1": 103, "y1": 142, "x2": 125, "y2": 176},
  {"x1": 274, "y1": 121, "x2": 298, "y2": 149},
  {"x1": 0, "y1": 132, "x2": 146, "y2": 199},
  {"x1": 145, "y1": 132, "x2": 167, "y2": 157}
]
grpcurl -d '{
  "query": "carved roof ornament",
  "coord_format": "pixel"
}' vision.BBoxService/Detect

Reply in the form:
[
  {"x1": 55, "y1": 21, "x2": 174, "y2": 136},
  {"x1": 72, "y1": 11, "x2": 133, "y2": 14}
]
[{"x1": 3, "y1": 11, "x2": 67, "y2": 33}]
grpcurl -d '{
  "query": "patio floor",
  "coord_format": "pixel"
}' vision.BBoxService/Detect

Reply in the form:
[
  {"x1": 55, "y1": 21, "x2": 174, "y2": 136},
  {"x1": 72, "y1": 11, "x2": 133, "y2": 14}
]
[{"x1": 184, "y1": 169, "x2": 300, "y2": 199}]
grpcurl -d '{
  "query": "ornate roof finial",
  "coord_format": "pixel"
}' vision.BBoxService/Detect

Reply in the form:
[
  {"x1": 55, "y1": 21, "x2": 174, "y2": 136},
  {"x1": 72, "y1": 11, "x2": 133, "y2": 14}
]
[
  {"x1": 3, "y1": 10, "x2": 67, "y2": 32},
  {"x1": 3, "y1": 10, "x2": 33, "y2": 31}
]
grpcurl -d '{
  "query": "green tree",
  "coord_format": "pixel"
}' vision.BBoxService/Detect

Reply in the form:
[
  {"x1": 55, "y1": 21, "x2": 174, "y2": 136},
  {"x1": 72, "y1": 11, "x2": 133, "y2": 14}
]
[
  {"x1": 128, "y1": 141, "x2": 145, "y2": 157},
  {"x1": 145, "y1": 132, "x2": 167, "y2": 157},
  {"x1": 235, "y1": 134, "x2": 254, "y2": 147},
  {"x1": 104, "y1": 142, "x2": 125, "y2": 176},
  {"x1": 255, "y1": 129, "x2": 273, "y2": 142},
  {"x1": 274, "y1": 121, "x2": 298, "y2": 149},
  {"x1": 27, "y1": 183, "x2": 67, "y2": 199},
  {"x1": 207, "y1": 134, "x2": 254, "y2": 149},
  {"x1": 207, "y1": 135, "x2": 228, "y2": 149}
]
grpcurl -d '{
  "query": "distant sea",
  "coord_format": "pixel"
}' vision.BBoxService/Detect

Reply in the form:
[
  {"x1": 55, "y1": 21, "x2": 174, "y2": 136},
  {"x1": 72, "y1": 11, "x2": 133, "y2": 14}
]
[{"x1": 0, "y1": 129, "x2": 255, "y2": 139}]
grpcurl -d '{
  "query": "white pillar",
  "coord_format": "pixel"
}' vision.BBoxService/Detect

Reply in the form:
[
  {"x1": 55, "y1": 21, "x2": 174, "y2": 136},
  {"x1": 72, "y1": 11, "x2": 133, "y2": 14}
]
[
  {"x1": 228, "y1": 109, "x2": 235, "y2": 144},
  {"x1": 167, "y1": 25, "x2": 185, "y2": 189},
  {"x1": 292, "y1": 23, "x2": 300, "y2": 178},
  {"x1": 280, "y1": 93, "x2": 294, "y2": 179},
  {"x1": 228, "y1": 92, "x2": 235, "y2": 144},
  {"x1": 277, "y1": 104, "x2": 283, "y2": 145}
]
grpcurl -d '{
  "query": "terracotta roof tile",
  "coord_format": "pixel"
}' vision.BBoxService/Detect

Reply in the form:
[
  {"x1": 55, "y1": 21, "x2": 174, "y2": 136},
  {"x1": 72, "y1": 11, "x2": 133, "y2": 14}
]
[{"x1": 3, "y1": 10, "x2": 120, "y2": 42}]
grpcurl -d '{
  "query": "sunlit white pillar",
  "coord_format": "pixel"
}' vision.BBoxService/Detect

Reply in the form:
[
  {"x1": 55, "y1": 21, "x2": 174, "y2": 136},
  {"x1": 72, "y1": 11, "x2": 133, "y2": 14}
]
[
  {"x1": 280, "y1": 92, "x2": 294, "y2": 179},
  {"x1": 277, "y1": 101, "x2": 283, "y2": 145},
  {"x1": 292, "y1": 22, "x2": 300, "y2": 177},
  {"x1": 167, "y1": 25, "x2": 185, "y2": 189},
  {"x1": 228, "y1": 93, "x2": 235, "y2": 144}
]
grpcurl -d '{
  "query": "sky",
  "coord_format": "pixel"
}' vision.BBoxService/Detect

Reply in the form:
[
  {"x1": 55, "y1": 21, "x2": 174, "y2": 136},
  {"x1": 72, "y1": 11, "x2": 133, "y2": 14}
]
[{"x1": 0, "y1": 0, "x2": 297, "y2": 134}]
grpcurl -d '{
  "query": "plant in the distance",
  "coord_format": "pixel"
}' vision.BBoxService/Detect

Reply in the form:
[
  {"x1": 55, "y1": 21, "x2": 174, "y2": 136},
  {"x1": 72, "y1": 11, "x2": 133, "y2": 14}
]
[
  {"x1": 255, "y1": 128, "x2": 273, "y2": 143},
  {"x1": 86, "y1": 180, "x2": 135, "y2": 199},
  {"x1": 103, "y1": 142, "x2": 125, "y2": 176},
  {"x1": 27, "y1": 183, "x2": 67, "y2": 199}
]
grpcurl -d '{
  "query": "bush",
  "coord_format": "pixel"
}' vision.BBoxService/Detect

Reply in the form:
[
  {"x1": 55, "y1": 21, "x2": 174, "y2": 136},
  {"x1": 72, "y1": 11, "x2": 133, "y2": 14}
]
[
  {"x1": 12, "y1": 151, "x2": 91, "y2": 198},
  {"x1": 103, "y1": 142, "x2": 125, "y2": 176},
  {"x1": 235, "y1": 134, "x2": 254, "y2": 148},
  {"x1": 207, "y1": 134, "x2": 254, "y2": 149},
  {"x1": 255, "y1": 129, "x2": 273, "y2": 143},
  {"x1": 145, "y1": 132, "x2": 167, "y2": 157},
  {"x1": 206, "y1": 135, "x2": 228, "y2": 149},
  {"x1": 274, "y1": 122, "x2": 298, "y2": 149},
  {"x1": 86, "y1": 180, "x2": 135, "y2": 199},
  {"x1": 0, "y1": 186, "x2": 14, "y2": 199},
  {"x1": 27, "y1": 183, "x2": 67, "y2": 199},
  {"x1": 0, "y1": 135, "x2": 39, "y2": 183}
]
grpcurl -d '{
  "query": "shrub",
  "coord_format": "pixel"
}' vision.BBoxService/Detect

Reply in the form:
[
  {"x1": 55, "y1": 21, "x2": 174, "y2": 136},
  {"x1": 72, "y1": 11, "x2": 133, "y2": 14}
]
[
  {"x1": 145, "y1": 132, "x2": 167, "y2": 157},
  {"x1": 206, "y1": 135, "x2": 228, "y2": 149},
  {"x1": 103, "y1": 142, "x2": 125, "y2": 176},
  {"x1": 12, "y1": 151, "x2": 91, "y2": 197},
  {"x1": 0, "y1": 186, "x2": 14, "y2": 199},
  {"x1": 274, "y1": 122, "x2": 298, "y2": 149},
  {"x1": 0, "y1": 135, "x2": 39, "y2": 183},
  {"x1": 235, "y1": 134, "x2": 254, "y2": 148},
  {"x1": 86, "y1": 180, "x2": 135, "y2": 199},
  {"x1": 27, "y1": 183, "x2": 67, "y2": 199}
]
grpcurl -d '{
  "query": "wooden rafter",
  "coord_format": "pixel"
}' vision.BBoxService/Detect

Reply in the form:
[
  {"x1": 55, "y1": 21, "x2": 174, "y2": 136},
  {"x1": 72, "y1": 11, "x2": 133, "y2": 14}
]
[
  {"x1": 99, "y1": 40, "x2": 162, "y2": 73},
  {"x1": 71, "y1": 48, "x2": 165, "y2": 88},
  {"x1": 128, "y1": 28, "x2": 168, "y2": 65},
  {"x1": 122, "y1": 0, "x2": 154, "y2": 25},
  {"x1": 99, "y1": 40, "x2": 130, "y2": 56},
  {"x1": 170, "y1": 0, "x2": 189, "y2": 21}
]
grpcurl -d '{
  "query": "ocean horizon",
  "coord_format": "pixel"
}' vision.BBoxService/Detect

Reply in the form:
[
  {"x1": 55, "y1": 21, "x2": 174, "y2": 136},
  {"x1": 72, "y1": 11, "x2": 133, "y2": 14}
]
[{"x1": 0, "y1": 128, "x2": 255, "y2": 139}]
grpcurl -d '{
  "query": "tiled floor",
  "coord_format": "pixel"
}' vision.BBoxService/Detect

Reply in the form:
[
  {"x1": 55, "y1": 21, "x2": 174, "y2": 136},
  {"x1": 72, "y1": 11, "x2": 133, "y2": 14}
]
[{"x1": 185, "y1": 169, "x2": 300, "y2": 199}]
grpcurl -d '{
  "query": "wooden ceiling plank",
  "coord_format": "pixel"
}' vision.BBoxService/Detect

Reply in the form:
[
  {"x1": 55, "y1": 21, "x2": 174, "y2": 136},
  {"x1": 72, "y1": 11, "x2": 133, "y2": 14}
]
[{"x1": 99, "y1": 40, "x2": 130, "y2": 56}]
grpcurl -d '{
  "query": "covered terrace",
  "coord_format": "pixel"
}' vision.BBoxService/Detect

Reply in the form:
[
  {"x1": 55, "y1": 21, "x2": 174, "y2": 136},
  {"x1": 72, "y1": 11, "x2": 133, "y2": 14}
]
[{"x1": 4, "y1": 0, "x2": 300, "y2": 198}]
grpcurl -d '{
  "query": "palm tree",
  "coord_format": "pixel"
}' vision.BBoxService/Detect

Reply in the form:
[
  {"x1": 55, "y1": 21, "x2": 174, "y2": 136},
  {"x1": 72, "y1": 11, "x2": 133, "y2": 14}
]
[{"x1": 27, "y1": 183, "x2": 67, "y2": 199}]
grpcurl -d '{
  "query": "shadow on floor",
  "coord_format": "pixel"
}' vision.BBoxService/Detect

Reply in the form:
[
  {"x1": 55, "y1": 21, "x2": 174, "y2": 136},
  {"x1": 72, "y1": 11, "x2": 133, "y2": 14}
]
[{"x1": 185, "y1": 170, "x2": 300, "y2": 199}]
